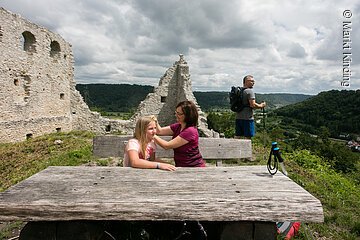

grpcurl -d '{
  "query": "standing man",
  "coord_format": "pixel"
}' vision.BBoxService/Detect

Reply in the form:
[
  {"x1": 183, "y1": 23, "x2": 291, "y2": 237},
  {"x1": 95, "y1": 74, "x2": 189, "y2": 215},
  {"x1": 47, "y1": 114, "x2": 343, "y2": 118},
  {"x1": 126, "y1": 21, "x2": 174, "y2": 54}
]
[{"x1": 235, "y1": 75, "x2": 266, "y2": 139}]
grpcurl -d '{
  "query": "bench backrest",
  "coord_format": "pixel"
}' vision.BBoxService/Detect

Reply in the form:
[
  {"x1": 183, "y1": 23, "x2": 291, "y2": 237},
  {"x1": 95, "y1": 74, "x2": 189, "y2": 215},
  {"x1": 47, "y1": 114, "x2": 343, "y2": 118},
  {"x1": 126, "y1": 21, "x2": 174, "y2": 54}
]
[{"x1": 93, "y1": 135, "x2": 252, "y2": 165}]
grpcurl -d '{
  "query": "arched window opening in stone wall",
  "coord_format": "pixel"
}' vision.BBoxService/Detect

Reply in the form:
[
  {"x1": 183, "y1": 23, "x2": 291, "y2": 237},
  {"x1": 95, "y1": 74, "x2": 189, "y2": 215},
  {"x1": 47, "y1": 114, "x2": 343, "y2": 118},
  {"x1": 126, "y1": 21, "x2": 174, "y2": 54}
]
[
  {"x1": 56, "y1": 128, "x2": 61, "y2": 133},
  {"x1": 14, "y1": 79, "x2": 20, "y2": 86},
  {"x1": 26, "y1": 133, "x2": 33, "y2": 140},
  {"x1": 60, "y1": 93, "x2": 65, "y2": 100},
  {"x1": 50, "y1": 40, "x2": 61, "y2": 58},
  {"x1": 23, "y1": 75, "x2": 31, "y2": 102},
  {"x1": 161, "y1": 96, "x2": 166, "y2": 103},
  {"x1": 22, "y1": 31, "x2": 36, "y2": 53},
  {"x1": 105, "y1": 125, "x2": 111, "y2": 132}
]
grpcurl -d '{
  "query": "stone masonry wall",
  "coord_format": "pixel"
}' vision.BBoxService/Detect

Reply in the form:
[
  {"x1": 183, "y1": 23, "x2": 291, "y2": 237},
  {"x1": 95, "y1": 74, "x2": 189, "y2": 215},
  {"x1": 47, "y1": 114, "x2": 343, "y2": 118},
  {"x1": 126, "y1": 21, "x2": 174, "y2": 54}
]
[{"x1": 0, "y1": 8, "x2": 131, "y2": 143}]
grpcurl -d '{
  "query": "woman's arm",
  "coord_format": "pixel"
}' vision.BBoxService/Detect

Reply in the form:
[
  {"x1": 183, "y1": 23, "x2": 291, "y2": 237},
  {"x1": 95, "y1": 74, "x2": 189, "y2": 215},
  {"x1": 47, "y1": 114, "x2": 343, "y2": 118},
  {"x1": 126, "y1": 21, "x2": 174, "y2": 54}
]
[
  {"x1": 157, "y1": 125, "x2": 173, "y2": 136},
  {"x1": 128, "y1": 150, "x2": 176, "y2": 171},
  {"x1": 153, "y1": 135, "x2": 188, "y2": 150},
  {"x1": 151, "y1": 115, "x2": 173, "y2": 136}
]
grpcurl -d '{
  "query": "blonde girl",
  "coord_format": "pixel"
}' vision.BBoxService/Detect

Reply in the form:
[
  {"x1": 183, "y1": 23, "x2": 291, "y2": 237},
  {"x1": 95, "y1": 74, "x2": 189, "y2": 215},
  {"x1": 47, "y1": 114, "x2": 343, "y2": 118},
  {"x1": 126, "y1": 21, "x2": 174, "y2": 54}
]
[{"x1": 123, "y1": 116, "x2": 176, "y2": 171}]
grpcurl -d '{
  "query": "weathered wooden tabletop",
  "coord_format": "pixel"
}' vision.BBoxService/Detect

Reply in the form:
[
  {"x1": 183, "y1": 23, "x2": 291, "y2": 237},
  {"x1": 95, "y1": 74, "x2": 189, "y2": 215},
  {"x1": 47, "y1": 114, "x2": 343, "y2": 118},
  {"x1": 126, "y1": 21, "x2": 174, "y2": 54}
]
[{"x1": 0, "y1": 166, "x2": 323, "y2": 223}]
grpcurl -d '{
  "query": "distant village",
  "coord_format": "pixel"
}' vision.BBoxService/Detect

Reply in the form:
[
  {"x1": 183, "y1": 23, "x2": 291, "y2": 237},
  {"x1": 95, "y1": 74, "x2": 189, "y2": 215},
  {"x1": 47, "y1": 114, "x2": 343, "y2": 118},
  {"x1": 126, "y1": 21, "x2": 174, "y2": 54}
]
[{"x1": 347, "y1": 139, "x2": 360, "y2": 153}]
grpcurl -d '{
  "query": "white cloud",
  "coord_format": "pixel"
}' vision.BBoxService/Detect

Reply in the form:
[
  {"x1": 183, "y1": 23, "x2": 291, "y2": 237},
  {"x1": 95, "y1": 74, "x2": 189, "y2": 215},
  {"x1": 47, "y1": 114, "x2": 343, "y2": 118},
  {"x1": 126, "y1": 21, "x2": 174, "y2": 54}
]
[
  {"x1": 1, "y1": 0, "x2": 359, "y2": 94},
  {"x1": 287, "y1": 42, "x2": 307, "y2": 58}
]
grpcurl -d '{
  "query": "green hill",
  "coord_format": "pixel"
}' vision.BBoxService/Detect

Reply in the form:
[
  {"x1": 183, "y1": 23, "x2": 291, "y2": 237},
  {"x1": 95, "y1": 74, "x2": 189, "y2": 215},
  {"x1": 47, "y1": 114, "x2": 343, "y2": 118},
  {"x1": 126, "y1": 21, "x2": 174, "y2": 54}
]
[
  {"x1": 76, "y1": 84, "x2": 359, "y2": 136},
  {"x1": 76, "y1": 84, "x2": 311, "y2": 112},
  {"x1": 76, "y1": 84, "x2": 154, "y2": 112},
  {"x1": 193, "y1": 91, "x2": 311, "y2": 110},
  {"x1": 274, "y1": 90, "x2": 360, "y2": 137}
]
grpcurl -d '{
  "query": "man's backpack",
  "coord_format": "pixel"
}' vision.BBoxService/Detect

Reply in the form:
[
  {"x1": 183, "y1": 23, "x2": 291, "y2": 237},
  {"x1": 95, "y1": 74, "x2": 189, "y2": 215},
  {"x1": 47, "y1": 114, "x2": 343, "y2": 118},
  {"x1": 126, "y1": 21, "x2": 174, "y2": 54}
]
[{"x1": 229, "y1": 86, "x2": 249, "y2": 112}]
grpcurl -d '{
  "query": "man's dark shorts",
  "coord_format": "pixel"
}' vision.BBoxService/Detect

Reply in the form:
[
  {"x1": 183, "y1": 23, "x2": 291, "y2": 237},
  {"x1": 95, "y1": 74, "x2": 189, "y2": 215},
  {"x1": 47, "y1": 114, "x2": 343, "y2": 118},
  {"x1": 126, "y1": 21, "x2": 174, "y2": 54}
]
[{"x1": 235, "y1": 119, "x2": 255, "y2": 137}]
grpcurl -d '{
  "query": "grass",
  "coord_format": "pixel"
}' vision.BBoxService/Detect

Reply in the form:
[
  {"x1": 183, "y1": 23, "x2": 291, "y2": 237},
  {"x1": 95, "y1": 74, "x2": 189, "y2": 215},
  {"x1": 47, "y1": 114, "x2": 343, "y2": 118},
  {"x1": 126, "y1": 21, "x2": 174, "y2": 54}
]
[
  {"x1": 0, "y1": 131, "x2": 97, "y2": 192},
  {"x1": 252, "y1": 132, "x2": 360, "y2": 240},
  {"x1": 285, "y1": 150, "x2": 360, "y2": 240},
  {"x1": 0, "y1": 131, "x2": 103, "y2": 240},
  {"x1": 1, "y1": 131, "x2": 359, "y2": 239},
  {"x1": 0, "y1": 221, "x2": 25, "y2": 240}
]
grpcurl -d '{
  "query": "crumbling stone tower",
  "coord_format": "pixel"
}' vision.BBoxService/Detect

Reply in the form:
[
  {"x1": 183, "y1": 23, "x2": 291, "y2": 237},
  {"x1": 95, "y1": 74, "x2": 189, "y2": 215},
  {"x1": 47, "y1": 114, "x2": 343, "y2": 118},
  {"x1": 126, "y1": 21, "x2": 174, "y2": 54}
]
[{"x1": 130, "y1": 54, "x2": 216, "y2": 137}]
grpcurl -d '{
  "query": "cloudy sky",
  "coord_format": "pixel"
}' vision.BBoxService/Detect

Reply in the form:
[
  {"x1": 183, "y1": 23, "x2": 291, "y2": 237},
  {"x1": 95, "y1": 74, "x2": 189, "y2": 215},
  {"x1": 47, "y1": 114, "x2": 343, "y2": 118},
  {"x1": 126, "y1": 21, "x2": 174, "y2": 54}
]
[{"x1": 2, "y1": 0, "x2": 359, "y2": 94}]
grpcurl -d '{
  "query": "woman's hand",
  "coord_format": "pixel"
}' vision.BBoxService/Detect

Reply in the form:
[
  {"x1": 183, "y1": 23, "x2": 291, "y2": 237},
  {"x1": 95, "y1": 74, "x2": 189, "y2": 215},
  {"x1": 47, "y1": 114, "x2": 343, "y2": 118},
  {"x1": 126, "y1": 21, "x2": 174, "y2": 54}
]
[
  {"x1": 150, "y1": 115, "x2": 158, "y2": 122},
  {"x1": 154, "y1": 135, "x2": 188, "y2": 150}
]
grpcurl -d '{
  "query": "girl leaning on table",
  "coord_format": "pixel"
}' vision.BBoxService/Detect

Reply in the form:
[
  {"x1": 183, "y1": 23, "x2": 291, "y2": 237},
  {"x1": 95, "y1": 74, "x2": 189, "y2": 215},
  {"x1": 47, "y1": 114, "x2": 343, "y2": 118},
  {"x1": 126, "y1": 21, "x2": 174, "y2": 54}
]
[{"x1": 123, "y1": 115, "x2": 176, "y2": 171}]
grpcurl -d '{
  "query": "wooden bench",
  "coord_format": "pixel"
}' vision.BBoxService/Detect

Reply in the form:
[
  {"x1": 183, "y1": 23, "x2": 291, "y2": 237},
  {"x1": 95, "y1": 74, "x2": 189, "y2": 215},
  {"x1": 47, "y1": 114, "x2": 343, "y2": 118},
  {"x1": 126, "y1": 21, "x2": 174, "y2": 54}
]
[{"x1": 93, "y1": 135, "x2": 253, "y2": 166}]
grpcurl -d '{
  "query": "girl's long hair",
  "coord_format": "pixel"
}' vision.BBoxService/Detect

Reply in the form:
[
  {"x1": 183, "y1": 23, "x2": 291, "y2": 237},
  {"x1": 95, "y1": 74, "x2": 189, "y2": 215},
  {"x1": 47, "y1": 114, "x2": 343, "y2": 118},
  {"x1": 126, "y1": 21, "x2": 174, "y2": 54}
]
[{"x1": 134, "y1": 116, "x2": 154, "y2": 158}]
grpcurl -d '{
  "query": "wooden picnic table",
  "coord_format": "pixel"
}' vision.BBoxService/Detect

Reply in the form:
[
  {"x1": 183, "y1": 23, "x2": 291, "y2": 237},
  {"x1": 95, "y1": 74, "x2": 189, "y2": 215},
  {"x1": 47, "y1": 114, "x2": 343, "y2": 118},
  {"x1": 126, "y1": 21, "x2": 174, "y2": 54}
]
[{"x1": 0, "y1": 166, "x2": 324, "y2": 239}]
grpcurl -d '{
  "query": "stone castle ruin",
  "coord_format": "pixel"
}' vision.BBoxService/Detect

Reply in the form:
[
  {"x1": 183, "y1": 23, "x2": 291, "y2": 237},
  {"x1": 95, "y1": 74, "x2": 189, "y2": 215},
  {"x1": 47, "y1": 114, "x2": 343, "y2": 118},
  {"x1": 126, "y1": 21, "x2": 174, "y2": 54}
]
[
  {"x1": 129, "y1": 54, "x2": 215, "y2": 137},
  {"x1": 0, "y1": 7, "x2": 216, "y2": 143}
]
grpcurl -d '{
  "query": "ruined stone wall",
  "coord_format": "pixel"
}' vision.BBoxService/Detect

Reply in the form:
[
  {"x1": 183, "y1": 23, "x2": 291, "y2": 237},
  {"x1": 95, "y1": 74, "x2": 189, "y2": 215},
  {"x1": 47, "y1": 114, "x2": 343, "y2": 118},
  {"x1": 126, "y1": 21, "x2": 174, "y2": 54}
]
[
  {"x1": 0, "y1": 8, "x2": 131, "y2": 143},
  {"x1": 130, "y1": 55, "x2": 217, "y2": 137},
  {"x1": 0, "y1": 7, "x2": 215, "y2": 143}
]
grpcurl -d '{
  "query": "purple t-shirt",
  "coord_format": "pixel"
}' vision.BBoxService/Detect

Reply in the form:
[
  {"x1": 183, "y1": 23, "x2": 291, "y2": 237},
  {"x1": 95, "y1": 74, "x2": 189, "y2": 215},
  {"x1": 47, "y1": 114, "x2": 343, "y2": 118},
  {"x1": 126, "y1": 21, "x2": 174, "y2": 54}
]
[{"x1": 170, "y1": 123, "x2": 205, "y2": 167}]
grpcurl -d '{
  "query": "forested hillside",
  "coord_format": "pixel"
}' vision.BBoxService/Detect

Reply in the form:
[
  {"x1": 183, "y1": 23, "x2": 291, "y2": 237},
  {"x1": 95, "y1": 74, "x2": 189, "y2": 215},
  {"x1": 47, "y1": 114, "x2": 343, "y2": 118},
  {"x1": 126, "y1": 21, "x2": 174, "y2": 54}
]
[
  {"x1": 195, "y1": 92, "x2": 311, "y2": 110},
  {"x1": 76, "y1": 84, "x2": 358, "y2": 137},
  {"x1": 76, "y1": 84, "x2": 154, "y2": 112},
  {"x1": 76, "y1": 84, "x2": 311, "y2": 112},
  {"x1": 274, "y1": 90, "x2": 360, "y2": 137}
]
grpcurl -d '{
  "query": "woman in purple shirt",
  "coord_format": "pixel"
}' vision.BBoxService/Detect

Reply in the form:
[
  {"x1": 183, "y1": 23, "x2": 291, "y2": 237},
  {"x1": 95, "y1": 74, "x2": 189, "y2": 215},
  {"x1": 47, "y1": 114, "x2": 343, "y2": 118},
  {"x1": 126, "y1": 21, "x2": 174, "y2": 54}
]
[
  {"x1": 154, "y1": 100, "x2": 205, "y2": 167},
  {"x1": 154, "y1": 101, "x2": 207, "y2": 238}
]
